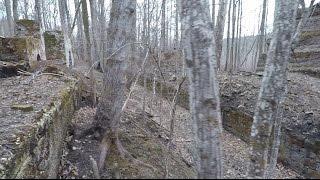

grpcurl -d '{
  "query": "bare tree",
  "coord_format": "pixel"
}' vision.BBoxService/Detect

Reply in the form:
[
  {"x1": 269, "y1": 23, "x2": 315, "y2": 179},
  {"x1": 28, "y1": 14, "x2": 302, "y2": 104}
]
[
  {"x1": 180, "y1": 0, "x2": 223, "y2": 178},
  {"x1": 247, "y1": 0, "x2": 298, "y2": 178},
  {"x1": 35, "y1": 0, "x2": 47, "y2": 61},
  {"x1": 212, "y1": 0, "x2": 215, "y2": 28},
  {"x1": 5, "y1": 0, "x2": 13, "y2": 36},
  {"x1": 95, "y1": 0, "x2": 137, "y2": 170},
  {"x1": 214, "y1": 0, "x2": 227, "y2": 70},
  {"x1": 82, "y1": 0, "x2": 97, "y2": 105},
  {"x1": 23, "y1": 0, "x2": 28, "y2": 19},
  {"x1": 58, "y1": 0, "x2": 74, "y2": 66},
  {"x1": 13, "y1": 0, "x2": 18, "y2": 22},
  {"x1": 224, "y1": 0, "x2": 232, "y2": 71},
  {"x1": 254, "y1": 0, "x2": 268, "y2": 72},
  {"x1": 160, "y1": 0, "x2": 166, "y2": 51}
]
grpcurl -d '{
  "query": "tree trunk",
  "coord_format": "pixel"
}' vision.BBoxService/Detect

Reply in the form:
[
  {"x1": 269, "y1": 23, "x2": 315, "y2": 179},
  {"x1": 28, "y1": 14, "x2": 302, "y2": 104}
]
[
  {"x1": 82, "y1": 0, "x2": 97, "y2": 105},
  {"x1": 247, "y1": 0, "x2": 298, "y2": 178},
  {"x1": 224, "y1": 0, "x2": 232, "y2": 71},
  {"x1": 229, "y1": 0, "x2": 236, "y2": 73},
  {"x1": 212, "y1": 0, "x2": 215, "y2": 27},
  {"x1": 95, "y1": 0, "x2": 136, "y2": 169},
  {"x1": 215, "y1": 0, "x2": 227, "y2": 70},
  {"x1": 24, "y1": 0, "x2": 28, "y2": 19},
  {"x1": 35, "y1": 0, "x2": 47, "y2": 61},
  {"x1": 58, "y1": 0, "x2": 74, "y2": 66},
  {"x1": 13, "y1": 0, "x2": 18, "y2": 22},
  {"x1": 160, "y1": 0, "x2": 166, "y2": 51},
  {"x1": 255, "y1": 0, "x2": 267, "y2": 72},
  {"x1": 89, "y1": 0, "x2": 99, "y2": 65},
  {"x1": 5, "y1": 0, "x2": 13, "y2": 36},
  {"x1": 180, "y1": 0, "x2": 223, "y2": 178}
]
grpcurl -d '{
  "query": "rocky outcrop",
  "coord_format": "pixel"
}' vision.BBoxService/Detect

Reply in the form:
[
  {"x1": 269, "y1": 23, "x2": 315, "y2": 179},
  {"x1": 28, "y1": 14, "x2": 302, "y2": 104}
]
[{"x1": 291, "y1": 3, "x2": 320, "y2": 78}]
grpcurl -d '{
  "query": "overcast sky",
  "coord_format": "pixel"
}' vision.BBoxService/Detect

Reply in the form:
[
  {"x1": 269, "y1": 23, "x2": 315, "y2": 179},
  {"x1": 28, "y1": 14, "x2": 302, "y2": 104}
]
[{"x1": 234, "y1": 0, "x2": 320, "y2": 36}]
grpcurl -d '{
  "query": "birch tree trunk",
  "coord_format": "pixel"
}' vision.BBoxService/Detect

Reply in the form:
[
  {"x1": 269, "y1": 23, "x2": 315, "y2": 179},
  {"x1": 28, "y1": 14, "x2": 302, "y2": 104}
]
[
  {"x1": 58, "y1": 0, "x2": 74, "y2": 66},
  {"x1": 247, "y1": 0, "x2": 298, "y2": 178},
  {"x1": 180, "y1": 0, "x2": 223, "y2": 178},
  {"x1": 215, "y1": 0, "x2": 227, "y2": 70},
  {"x1": 95, "y1": 0, "x2": 136, "y2": 169}
]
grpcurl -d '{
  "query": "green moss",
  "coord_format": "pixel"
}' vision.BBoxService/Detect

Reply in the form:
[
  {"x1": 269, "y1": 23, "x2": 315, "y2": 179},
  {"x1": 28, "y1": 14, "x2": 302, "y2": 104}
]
[
  {"x1": 16, "y1": 19, "x2": 37, "y2": 28},
  {"x1": 300, "y1": 30, "x2": 320, "y2": 41},
  {"x1": 11, "y1": 104, "x2": 34, "y2": 112}
]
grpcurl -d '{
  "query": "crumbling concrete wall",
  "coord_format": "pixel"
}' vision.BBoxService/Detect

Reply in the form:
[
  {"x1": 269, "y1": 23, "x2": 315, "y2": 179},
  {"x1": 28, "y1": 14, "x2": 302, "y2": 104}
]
[
  {"x1": 0, "y1": 36, "x2": 43, "y2": 71},
  {"x1": 0, "y1": 79, "x2": 84, "y2": 179},
  {"x1": 44, "y1": 31, "x2": 65, "y2": 61},
  {"x1": 0, "y1": 20, "x2": 47, "y2": 72}
]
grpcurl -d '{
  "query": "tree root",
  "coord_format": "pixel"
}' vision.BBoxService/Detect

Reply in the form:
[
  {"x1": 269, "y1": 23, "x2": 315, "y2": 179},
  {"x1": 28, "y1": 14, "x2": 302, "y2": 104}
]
[{"x1": 98, "y1": 135, "x2": 156, "y2": 175}]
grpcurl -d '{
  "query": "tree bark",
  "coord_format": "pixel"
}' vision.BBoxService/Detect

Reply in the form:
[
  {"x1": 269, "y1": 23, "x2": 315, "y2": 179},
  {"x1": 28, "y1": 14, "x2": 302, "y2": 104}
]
[
  {"x1": 224, "y1": 0, "x2": 232, "y2": 71},
  {"x1": 180, "y1": 0, "x2": 223, "y2": 178},
  {"x1": 5, "y1": 0, "x2": 13, "y2": 36},
  {"x1": 13, "y1": 0, "x2": 18, "y2": 22},
  {"x1": 214, "y1": 0, "x2": 228, "y2": 70},
  {"x1": 247, "y1": 0, "x2": 298, "y2": 178},
  {"x1": 95, "y1": 0, "x2": 136, "y2": 169},
  {"x1": 160, "y1": 0, "x2": 166, "y2": 51},
  {"x1": 255, "y1": 0, "x2": 267, "y2": 72},
  {"x1": 58, "y1": 0, "x2": 74, "y2": 66}
]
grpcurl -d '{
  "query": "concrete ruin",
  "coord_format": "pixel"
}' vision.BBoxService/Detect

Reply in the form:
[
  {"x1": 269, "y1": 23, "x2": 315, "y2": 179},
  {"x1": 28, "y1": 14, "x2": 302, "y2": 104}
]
[
  {"x1": 0, "y1": 20, "x2": 46, "y2": 72},
  {"x1": 44, "y1": 31, "x2": 65, "y2": 62}
]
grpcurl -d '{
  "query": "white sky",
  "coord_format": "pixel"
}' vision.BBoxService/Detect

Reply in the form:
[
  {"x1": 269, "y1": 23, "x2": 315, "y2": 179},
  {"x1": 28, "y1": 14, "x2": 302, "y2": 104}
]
[{"x1": 234, "y1": 0, "x2": 320, "y2": 36}]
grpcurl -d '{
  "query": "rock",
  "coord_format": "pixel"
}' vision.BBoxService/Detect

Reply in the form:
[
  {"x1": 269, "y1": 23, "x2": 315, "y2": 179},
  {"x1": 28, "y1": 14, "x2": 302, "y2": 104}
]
[{"x1": 10, "y1": 104, "x2": 34, "y2": 112}]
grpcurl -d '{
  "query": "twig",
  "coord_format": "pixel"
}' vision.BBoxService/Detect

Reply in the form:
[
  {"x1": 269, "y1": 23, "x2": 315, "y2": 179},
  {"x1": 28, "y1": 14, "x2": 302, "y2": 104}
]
[
  {"x1": 85, "y1": 42, "x2": 147, "y2": 76},
  {"x1": 121, "y1": 50, "x2": 150, "y2": 112},
  {"x1": 165, "y1": 76, "x2": 186, "y2": 178}
]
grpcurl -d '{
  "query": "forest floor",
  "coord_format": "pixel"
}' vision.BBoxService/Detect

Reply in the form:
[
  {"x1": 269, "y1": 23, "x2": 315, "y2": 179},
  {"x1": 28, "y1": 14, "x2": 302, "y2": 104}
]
[{"x1": 57, "y1": 63, "x2": 302, "y2": 179}]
